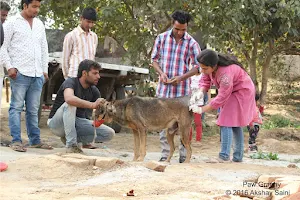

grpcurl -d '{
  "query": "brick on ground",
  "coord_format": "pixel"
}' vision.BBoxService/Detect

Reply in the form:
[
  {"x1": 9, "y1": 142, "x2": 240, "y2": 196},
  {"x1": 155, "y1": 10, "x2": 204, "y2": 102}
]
[
  {"x1": 258, "y1": 175, "x2": 286, "y2": 188},
  {"x1": 94, "y1": 157, "x2": 124, "y2": 169},
  {"x1": 271, "y1": 182, "x2": 300, "y2": 200},
  {"x1": 145, "y1": 161, "x2": 167, "y2": 172},
  {"x1": 61, "y1": 154, "x2": 100, "y2": 165}
]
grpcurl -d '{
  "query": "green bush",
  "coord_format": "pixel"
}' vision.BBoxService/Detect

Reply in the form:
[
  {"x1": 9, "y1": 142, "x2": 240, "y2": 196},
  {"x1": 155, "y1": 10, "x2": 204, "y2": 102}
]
[
  {"x1": 262, "y1": 114, "x2": 291, "y2": 129},
  {"x1": 250, "y1": 151, "x2": 279, "y2": 160}
]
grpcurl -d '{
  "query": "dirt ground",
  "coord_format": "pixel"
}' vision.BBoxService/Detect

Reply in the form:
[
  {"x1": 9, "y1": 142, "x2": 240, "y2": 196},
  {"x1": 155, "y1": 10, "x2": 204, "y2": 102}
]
[{"x1": 1, "y1": 90, "x2": 300, "y2": 200}]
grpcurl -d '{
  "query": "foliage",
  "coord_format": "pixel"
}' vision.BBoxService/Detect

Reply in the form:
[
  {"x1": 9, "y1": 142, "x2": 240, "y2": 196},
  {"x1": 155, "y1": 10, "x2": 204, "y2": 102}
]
[
  {"x1": 196, "y1": 0, "x2": 300, "y2": 104},
  {"x1": 262, "y1": 114, "x2": 291, "y2": 129},
  {"x1": 36, "y1": 0, "x2": 300, "y2": 101},
  {"x1": 250, "y1": 150, "x2": 279, "y2": 160}
]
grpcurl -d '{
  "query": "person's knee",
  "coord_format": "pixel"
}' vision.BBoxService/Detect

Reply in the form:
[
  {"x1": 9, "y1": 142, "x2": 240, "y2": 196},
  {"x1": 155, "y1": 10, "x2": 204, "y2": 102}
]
[
  {"x1": 107, "y1": 127, "x2": 115, "y2": 140},
  {"x1": 64, "y1": 103, "x2": 77, "y2": 114}
]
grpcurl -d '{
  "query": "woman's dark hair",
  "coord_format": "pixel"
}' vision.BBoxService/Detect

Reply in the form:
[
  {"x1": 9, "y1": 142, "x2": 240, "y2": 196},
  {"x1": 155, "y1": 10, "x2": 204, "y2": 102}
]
[
  {"x1": 20, "y1": 0, "x2": 42, "y2": 9},
  {"x1": 171, "y1": 10, "x2": 192, "y2": 25},
  {"x1": 197, "y1": 49, "x2": 245, "y2": 70},
  {"x1": 77, "y1": 59, "x2": 101, "y2": 78}
]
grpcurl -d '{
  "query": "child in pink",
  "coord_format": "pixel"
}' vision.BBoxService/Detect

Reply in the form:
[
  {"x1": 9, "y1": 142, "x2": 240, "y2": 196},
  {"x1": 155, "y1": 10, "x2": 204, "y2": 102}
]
[{"x1": 247, "y1": 94, "x2": 263, "y2": 152}]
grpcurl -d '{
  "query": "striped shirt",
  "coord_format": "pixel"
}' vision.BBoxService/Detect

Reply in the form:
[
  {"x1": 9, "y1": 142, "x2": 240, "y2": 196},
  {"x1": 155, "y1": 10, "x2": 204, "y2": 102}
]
[
  {"x1": 151, "y1": 29, "x2": 201, "y2": 98},
  {"x1": 62, "y1": 25, "x2": 98, "y2": 78}
]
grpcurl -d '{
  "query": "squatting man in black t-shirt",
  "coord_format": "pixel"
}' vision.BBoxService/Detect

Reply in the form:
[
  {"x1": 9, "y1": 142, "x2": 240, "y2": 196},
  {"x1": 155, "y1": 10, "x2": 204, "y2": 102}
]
[{"x1": 47, "y1": 59, "x2": 115, "y2": 153}]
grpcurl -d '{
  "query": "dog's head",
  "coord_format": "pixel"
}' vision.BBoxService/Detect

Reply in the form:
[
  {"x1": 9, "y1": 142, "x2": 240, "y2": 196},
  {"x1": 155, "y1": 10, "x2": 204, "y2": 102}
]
[{"x1": 94, "y1": 100, "x2": 116, "y2": 123}]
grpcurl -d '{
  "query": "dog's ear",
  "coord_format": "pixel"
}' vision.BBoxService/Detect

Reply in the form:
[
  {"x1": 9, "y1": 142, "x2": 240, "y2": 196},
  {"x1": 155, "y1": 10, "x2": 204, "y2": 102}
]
[{"x1": 111, "y1": 91, "x2": 116, "y2": 101}]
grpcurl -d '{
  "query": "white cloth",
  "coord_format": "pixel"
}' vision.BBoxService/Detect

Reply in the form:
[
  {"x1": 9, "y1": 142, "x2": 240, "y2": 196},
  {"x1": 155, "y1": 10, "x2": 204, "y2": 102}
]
[
  {"x1": 0, "y1": 13, "x2": 49, "y2": 77},
  {"x1": 190, "y1": 74, "x2": 204, "y2": 106},
  {"x1": 189, "y1": 105, "x2": 203, "y2": 114},
  {"x1": 190, "y1": 74, "x2": 202, "y2": 90},
  {"x1": 0, "y1": 64, "x2": 3, "y2": 78},
  {"x1": 0, "y1": 77, "x2": 3, "y2": 116}
]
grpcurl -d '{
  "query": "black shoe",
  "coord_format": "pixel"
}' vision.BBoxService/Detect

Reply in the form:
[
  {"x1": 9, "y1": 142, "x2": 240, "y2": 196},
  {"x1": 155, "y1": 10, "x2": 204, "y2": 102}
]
[
  {"x1": 249, "y1": 144, "x2": 258, "y2": 152},
  {"x1": 179, "y1": 156, "x2": 186, "y2": 163},
  {"x1": 158, "y1": 157, "x2": 167, "y2": 162}
]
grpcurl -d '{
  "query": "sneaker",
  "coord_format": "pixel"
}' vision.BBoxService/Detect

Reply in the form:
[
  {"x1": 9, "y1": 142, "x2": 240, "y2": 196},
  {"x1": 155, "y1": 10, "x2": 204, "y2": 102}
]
[
  {"x1": 158, "y1": 157, "x2": 167, "y2": 162},
  {"x1": 179, "y1": 156, "x2": 186, "y2": 163},
  {"x1": 248, "y1": 144, "x2": 258, "y2": 153},
  {"x1": 66, "y1": 146, "x2": 83, "y2": 154}
]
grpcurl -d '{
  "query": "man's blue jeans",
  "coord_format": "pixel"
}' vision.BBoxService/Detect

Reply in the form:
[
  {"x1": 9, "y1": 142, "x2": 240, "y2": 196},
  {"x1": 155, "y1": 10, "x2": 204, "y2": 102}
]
[
  {"x1": 9, "y1": 73, "x2": 44, "y2": 145},
  {"x1": 47, "y1": 103, "x2": 115, "y2": 147},
  {"x1": 219, "y1": 126, "x2": 244, "y2": 162}
]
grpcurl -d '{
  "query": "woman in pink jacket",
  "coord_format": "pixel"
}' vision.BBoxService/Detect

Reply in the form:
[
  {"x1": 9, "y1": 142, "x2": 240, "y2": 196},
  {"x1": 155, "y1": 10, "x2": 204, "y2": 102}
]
[{"x1": 174, "y1": 49, "x2": 256, "y2": 162}]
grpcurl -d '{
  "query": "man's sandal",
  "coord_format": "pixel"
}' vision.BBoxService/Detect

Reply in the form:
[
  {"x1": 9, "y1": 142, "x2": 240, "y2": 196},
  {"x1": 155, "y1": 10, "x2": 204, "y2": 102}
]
[
  {"x1": 82, "y1": 144, "x2": 98, "y2": 149},
  {"x1": 30, "y1": 143, "x2": 53, "y2": 150},
  {"x1": 10, "y1": 142, "x2": 27, "y2": 152}
]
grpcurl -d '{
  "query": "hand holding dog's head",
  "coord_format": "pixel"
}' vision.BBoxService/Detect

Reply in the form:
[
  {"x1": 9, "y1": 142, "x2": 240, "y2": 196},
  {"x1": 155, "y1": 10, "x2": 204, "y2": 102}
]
[{"x1": 94, "y1": 99, "x2": 108, "y2": 120}]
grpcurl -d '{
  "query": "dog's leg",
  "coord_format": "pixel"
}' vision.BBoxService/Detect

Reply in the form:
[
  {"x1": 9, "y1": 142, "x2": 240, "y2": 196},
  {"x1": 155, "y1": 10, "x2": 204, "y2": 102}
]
[
  {"x1": 166, "y1": 130, "x2": 175, "y2": 162},
  {"x1": 137, "y1": 128, "x2": 147, "y2": 161},
  {"x1": 132, "y1": 130, "x2": 140, "y2": 161},
  {"x1": 180, "y1": 128, "x2": 192, "y2": 163}
]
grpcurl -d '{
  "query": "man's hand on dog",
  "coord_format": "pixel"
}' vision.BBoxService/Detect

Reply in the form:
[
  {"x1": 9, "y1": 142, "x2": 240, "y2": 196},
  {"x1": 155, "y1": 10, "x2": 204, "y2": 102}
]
[{"x1": 91, "y1": 98, "x2": 107, "y2": 109}]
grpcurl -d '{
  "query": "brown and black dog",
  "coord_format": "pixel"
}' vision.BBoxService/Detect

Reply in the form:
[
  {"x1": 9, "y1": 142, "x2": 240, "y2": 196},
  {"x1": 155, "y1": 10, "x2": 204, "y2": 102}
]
[{"x1": 95, "y1": 96, "x2": 193, "y2": 163}]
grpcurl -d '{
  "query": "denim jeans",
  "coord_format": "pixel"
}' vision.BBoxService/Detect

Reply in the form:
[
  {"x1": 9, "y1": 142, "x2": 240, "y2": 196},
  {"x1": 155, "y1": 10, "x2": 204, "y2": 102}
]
[
  {"x1": 9, "y1": 73, "x2": 44, "y2": 145},
  {"x1": 219, "y1": 126, "x2": 244, "y2": 162},
  {"x1": 47, "y1": 103, "x2": 115, "y2": 147}
]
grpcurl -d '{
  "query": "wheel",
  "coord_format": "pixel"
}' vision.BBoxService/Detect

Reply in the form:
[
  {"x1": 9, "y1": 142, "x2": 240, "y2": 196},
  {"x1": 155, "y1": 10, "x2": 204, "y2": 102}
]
[{"x1": 110, "y1": 86, "x2": 125, "y2": 133}]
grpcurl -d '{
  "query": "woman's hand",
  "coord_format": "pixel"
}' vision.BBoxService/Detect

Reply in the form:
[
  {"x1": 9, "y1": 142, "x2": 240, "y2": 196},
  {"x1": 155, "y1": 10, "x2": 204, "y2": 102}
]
[{"x1": 189, "y1": 105, "x2": 203, "y2": 114}]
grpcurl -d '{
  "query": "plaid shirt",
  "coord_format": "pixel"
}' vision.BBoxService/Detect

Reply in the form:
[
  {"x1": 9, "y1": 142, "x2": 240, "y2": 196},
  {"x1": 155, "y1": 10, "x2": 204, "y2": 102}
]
[{"x1": 151, "y1": 29, "x2": 201, "y2": 98}]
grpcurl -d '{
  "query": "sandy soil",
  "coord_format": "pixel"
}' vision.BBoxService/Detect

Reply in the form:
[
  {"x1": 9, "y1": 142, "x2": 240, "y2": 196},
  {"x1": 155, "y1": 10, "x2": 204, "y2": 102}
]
[{"x1": 1, "y1": 93, "x2": 300, "y2": 200}]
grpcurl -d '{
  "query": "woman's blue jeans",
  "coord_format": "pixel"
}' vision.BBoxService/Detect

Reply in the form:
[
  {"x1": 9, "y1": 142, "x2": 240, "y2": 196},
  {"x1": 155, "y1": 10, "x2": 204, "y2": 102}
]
[{"x1": 219, "y1": 126, "x2": 244, "y2": 162}]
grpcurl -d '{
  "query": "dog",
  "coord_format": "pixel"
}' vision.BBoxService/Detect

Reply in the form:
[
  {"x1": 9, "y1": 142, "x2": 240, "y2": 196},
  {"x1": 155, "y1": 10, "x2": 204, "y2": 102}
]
[{"x1": 95, "y1": 96, "x2": 193, "y2": 163}]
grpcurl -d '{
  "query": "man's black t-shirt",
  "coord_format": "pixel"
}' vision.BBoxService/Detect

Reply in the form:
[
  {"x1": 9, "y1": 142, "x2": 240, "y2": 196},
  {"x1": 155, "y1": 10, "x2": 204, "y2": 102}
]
[{"x1": 49, "y1": 77, "x2": 100, "y2": 119}]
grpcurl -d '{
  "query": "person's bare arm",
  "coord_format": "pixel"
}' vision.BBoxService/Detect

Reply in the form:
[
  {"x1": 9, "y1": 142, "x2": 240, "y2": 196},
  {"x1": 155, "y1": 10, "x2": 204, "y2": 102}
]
[{"x1": 64, "y1": 88, "x2": 104, "y2": 109}]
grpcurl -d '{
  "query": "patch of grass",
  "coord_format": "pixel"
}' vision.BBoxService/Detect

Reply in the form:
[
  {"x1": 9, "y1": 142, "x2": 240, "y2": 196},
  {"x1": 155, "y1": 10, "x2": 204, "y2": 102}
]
[
  {"x1": 250, "y1": 151, "x2": 279, "y2": 160},
  {"x1": 202, "y1": 125, "x2": 220, "y2": 137},
  {"x1": 262, "y1": 114, "x2": 292, "y2": 129}
]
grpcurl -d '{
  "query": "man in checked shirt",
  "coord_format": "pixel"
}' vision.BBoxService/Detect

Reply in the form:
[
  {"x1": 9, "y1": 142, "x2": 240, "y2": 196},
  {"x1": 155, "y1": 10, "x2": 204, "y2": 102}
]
[
  {"x1": 62, "y1": 7, "x2": 98, "y2": 79},
  {"x1": 151, "y1": 10, "x2": 201, "y2": 163}
]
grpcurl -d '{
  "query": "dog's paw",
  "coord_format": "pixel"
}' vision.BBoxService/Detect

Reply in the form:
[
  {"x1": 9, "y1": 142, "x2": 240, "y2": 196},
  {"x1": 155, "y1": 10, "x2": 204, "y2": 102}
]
[{"x1": 137, "y1": 157, "x2": 145, "y2": 162}]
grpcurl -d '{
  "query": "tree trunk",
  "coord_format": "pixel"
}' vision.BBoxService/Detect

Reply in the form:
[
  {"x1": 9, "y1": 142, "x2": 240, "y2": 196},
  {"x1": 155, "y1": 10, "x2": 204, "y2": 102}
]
[
  {"x1": 249, "y1": 29, "x2": 259, "y2": 92},
  {"x1": 260, "y1": 40, "x2": 274, "y2": 105}
]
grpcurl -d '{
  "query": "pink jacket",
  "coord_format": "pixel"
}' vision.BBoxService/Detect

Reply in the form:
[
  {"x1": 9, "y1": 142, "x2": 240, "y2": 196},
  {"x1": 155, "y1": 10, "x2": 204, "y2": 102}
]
[
  {"x1": 200, "y1": 64, "x2": 256, "y2": 127},
  {"x1": 249, "y1": 106, "x2": 263, "y2": 126}
]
